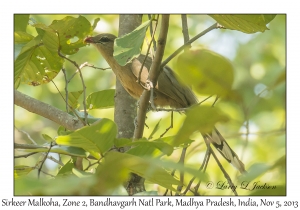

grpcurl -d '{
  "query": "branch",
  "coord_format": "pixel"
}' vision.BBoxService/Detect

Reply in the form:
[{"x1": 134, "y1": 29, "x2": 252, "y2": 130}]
[
  {"x1": 14, "y1": 90, "x2": 84, "y2": 131},
  {"x1": 181, "y1": 14, "x2": 191, "y2": 51},
  {"x1": 134, "y1": 15, "x2": 170, "y2": 139},
  {"x1": 161, "y1": 22, "x2": 218, "y2": 67}
]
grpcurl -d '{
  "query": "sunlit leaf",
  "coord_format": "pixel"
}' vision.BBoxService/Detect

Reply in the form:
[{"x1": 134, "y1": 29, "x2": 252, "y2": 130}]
[
  {"x1": 50, "y1": 15, "x2": 93, "y2": 55},
  {"x1": 209, "y1": 14, "x2": 276, "y2": 34},
  {"x1": 172, "y1": 106, "x2": 229, "y2": 146},
  {"x1": 176, "y1": 49, "x2": 234, "y2": 96},
  {"x1": 14, "y1": 36, "x2": 64, "y2": 88},
  {"x1": 14, "y1": 31, "x2": 34, "y2": 44},
  {"x1": 56, "y1": 119, "x2": 116, "y2": 159},
  {"x1": 114, "y1": 20, "x2": 151, "y2": 66},
  {"x1": 98, "y1": 151, "x2": 181, "y2": 192},
  {"x1": 86, "y1": 89, "x2": 115, "y2": 110}
]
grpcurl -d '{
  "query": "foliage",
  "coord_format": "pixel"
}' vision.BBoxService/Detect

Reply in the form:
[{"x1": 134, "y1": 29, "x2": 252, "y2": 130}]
[{"x1": 14, "y1": 14, "x2": 285, "y2": 196}]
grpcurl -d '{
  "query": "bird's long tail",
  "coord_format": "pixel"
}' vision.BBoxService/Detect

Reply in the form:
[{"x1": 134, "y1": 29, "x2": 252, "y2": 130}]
[{"x1": 203, "y1": 128, "x2": 246, "y2": 174}]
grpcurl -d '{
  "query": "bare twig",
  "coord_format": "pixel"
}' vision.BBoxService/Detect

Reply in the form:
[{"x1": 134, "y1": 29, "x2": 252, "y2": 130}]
[
  {"x1": 15, "y1": 127, "x2": 37, "y2": 145},
  {"x1": 51, "y1": 80, "x2": 86, "y2": 126},
  {"x1": 134, "y1": 15, "x2": 170, "y2": 139},
  {"x1": 14, "y1": 152, "x2": 38, "y2": 158},
  {"x1": 203, "y1": 137, "x2": 238, "y2": 196},
  {"x1": 35, "y1": 167, "x2": 55, "y2": 178},
  {"x1": 58, "y1": 48, "x2": 88, "y2": 125},
  {"x1": 176, "y1": 147, "x2": 187, "y2": 195},
  {"x1": 14, "y1": 143, "x2": 48, "y2": 149},
  {"x1": 148, "y1": 14, "x2": 157, "y2": 51},
  {"x1": 47, "y1": 155, "x2": 64, "y2": 166},
  {"x1": 62, "y1": 68, "x2": 69, "y2": 112},
  {"x1": 161, "y1": 23, "x2": 218, "y2": 68},
  {"x1": 181, "y1": 14, "x2": 191, "y2": 51},
  {"x1": 38, "y1": 142, "x2": 53, "y2": 179},
  {"x1": 160, "y1": 111, "x2": 173, "y2": 138},
  {"x1": 138, "y1": 15, "x2": 159, "y2": 84},
  {"x1": 183, "y1": 148, "x2": 211, "y2": 195}
]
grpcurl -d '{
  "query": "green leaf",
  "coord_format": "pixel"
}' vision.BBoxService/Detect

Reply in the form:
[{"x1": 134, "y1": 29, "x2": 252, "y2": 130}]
[
  {"x1": 15, "y1": 175, "x2": 97, "y2": 195},
  {"x1": 98, "y1": 151, "x2": 181, "y2": 192},
  {"x1": 72, "y1": 110, "x2": 102, "y2": 124},
  {"x1": 56, "y1": 119, "x2": 117, "y2": 159},
  {"x1": 14, "y1": 14, "x2": 29, "y2": 32},
  {"x1": 67, "y1": 90, "x2": 83, "y2": 109},
  {"x1": 50, "y1": 15, "x2": 93, "y2": 55},
  {"x1": 57, "y1": 126, "x2": 74, "y2": 136},
  {"x1": 172, "y1": 106, "x2": 229, "y2": 146},
  {"x1": 57, "y1": 159, "x2": 74, "y2": 175},
  {"x1": 176, "y1": 49, "x2": 234, "y2": 97},
  {"x1": 115, "y1": 138, "x2": 174, "y2": 156},
  {"x1": 147, "y1": 158, "x2": 208, "y2": 182},
  {"x1": 14, "y1": 165, "x2": 34, "y2": 178},
  {"x1": 42, "y1": 133, "x2": 55, "y2": 142},
  {"x1": 14, "y1": 31, "x2": 34, "y2": 44},
  {"x1": 72, "y1": 168, "x2": 93, "y2": 178},
  {"x1": 209, "y1": 14, "x2": 276, "y2": 34},
  {"x1": 92, "y1": 18, "x2": 100, "y2": 30},
  {"x1": 19, "y1": 145, "x2": 88, "y2": 158},
  {"x1": 263, "y1": 15, "x2": 277, "y2": 24},
  {"x1": 114, "y1": 20, "x2": 151, "y2": 66},
  {"x1": 14, "y1": 36, "x2": 64, "y2": 87},
  {"x1": 14, "y1": 32, "x2": 35, "y2": 60},
  {"x1": 238, "y1": 163, "x2": 270, "y2": 182},
  {"x1": 270, "y1": 155, "x2": 286, "y2": 170},
  {"x1": 86, "y1": 89, "x2": 115, "y2": 110}
]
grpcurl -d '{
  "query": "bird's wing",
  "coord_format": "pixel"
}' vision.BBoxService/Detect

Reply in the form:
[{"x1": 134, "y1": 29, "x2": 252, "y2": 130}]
[{"x1": 131, "y1": 54, "x2": 198, "y2": 108}]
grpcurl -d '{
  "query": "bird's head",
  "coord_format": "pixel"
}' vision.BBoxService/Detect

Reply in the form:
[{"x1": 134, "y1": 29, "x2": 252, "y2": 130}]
[{"x1": 84, "y1": 33, "x2": 117, "y2": 56}]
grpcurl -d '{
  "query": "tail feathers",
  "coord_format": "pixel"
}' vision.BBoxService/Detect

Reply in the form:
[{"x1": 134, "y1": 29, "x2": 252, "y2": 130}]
[{"x1": 205, "y1": 128, "x2": 246, "y2": 174}]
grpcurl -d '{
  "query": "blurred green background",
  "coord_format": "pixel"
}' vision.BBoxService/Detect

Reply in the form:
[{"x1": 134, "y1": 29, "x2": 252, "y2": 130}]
[{"x1": 14, "y1": 14, "x2": 286, "y2": 195}]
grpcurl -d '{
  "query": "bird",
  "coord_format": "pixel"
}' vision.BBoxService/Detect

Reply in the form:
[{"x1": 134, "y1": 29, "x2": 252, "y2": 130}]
[{"x1": 84, "y1": 33, "x2": 246, "y2": 174}]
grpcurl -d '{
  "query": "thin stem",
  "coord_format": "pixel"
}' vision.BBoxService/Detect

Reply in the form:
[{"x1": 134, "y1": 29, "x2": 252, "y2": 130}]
[
  {"x1": 38, "y1": 142, "x2": 53, "y2": 179},
  {"x1": 161, "y1": 23, "x2": 218, "y2": 68},
  {"x1": 62, "y1": 68, "x2": 69, "y2": 113},
  {"x1": 181, "y1": 14, "x2": 191, "y2": 51},
  {"x1": 14, "y1": 152, "x2": 38, "y2": 158},
  {"x1": 138, "y1": 15, "x2": 159, "y2": 84},
  {"x1": 134, "y1": 15, "x2": 170, "y2": 139},
  {"x1": 58, "y1": 48, "x2": 88, "y2": 125},
  {"x1": 176, "y1": 147, "x2": 187, "y2": 195},
  {"x1": 14, "y1": 127, "x2": 37, "y2": 145}
]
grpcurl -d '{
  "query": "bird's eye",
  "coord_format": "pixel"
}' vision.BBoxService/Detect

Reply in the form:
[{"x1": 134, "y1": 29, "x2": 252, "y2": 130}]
[{"x1": 99, "y1": 36, "x2": 111, "y2": 43}]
